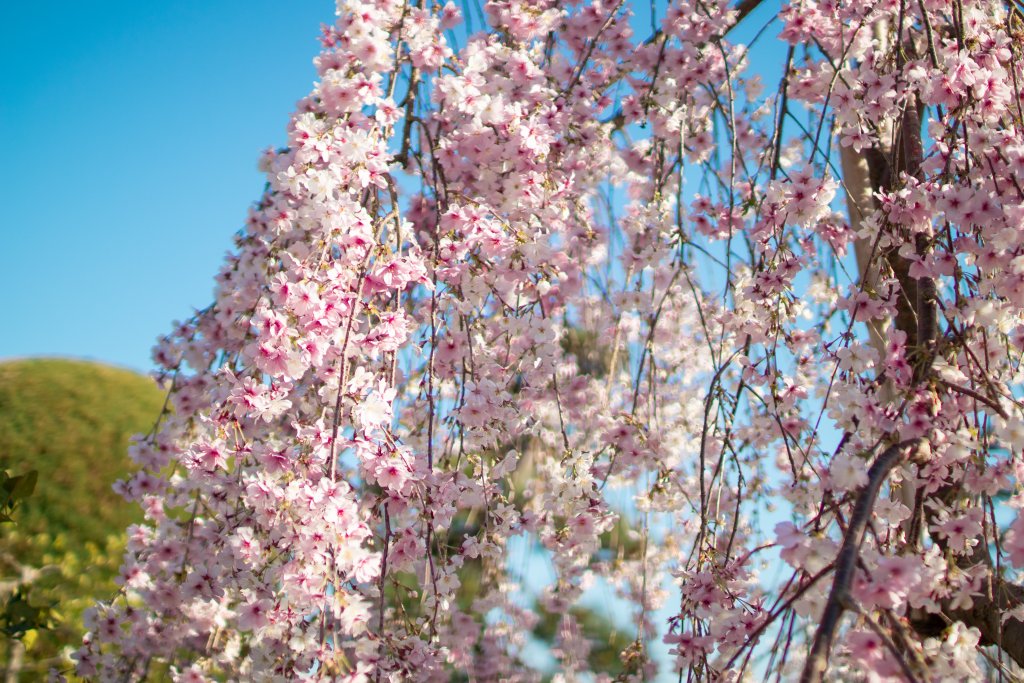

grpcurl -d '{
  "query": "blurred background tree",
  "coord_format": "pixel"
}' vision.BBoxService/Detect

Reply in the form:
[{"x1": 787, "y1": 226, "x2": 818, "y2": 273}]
[{"x1": 0, "y1": 359, "x2": 163, "y2": 680}]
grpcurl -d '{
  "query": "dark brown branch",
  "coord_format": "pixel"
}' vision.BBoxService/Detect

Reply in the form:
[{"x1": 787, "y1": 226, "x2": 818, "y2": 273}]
[
  {"x1": 733, "y1": 0, "x2": 764, "y2": 27},
  {"x1": 936, "y1": 379, "x2": 1010, "y2": 419},
  {"x1": 909, "y1": 575, "x2": 1024, "y2": 669},
  {"x1": 863, "y1": 96, "x2": 937, "y2": 382},
  {"x1": 908, "y1": 495, "x2": 1024, "y2": 668},
  {"x1": 800, "y1": 439, "x2": 926, "y2": 683}
]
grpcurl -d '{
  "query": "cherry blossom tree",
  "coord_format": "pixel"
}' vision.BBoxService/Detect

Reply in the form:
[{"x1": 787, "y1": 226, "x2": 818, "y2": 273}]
[{"x1": 72, "y1": 0, "x2": 1024, "y2": 680}]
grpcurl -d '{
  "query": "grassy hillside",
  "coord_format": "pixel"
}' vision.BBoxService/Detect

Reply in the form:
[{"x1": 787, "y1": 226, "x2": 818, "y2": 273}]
[
  {"x1": 0, "y1": 358, "x2": 164, "y2": 548},
  {"x1": 0, "y1": 358, "x2": 165, "y2": 678}
]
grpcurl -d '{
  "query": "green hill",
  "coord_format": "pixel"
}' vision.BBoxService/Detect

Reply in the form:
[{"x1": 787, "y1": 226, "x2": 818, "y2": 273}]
[
  {"x1": 0, "y1": 358, "x2": 164, "y2": 547},
  {"x1": 0, "y1": 358, "x2": 164, "y2": 678}
]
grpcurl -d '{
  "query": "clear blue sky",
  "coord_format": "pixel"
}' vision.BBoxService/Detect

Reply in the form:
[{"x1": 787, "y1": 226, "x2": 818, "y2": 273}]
[{"x1": 1, "y1": 1, "x2": 335, "y2": 372}]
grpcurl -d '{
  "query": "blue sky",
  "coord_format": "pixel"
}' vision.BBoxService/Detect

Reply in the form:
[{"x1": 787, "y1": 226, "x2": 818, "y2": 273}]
[{"x1": 2, "y1": 1, "x2": 336, "y2": 372}]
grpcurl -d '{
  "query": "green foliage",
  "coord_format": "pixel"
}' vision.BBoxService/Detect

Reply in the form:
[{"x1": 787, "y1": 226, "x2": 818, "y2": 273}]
[
  {"x1": 0, "y1": 358, "x2": 164, "y2": 679},
  {"x1": 0, "y1": 467, "x2": 54, "y2": 646},
  {"x1": 1, "y1": 531, "x2": 128, "y2": 678},
  {"x1": 0, "y1": 470, "x2": 38, "y2": 524},
  {"x1": 0, "y1": 587, "x2": 54, "y2": 640}
]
